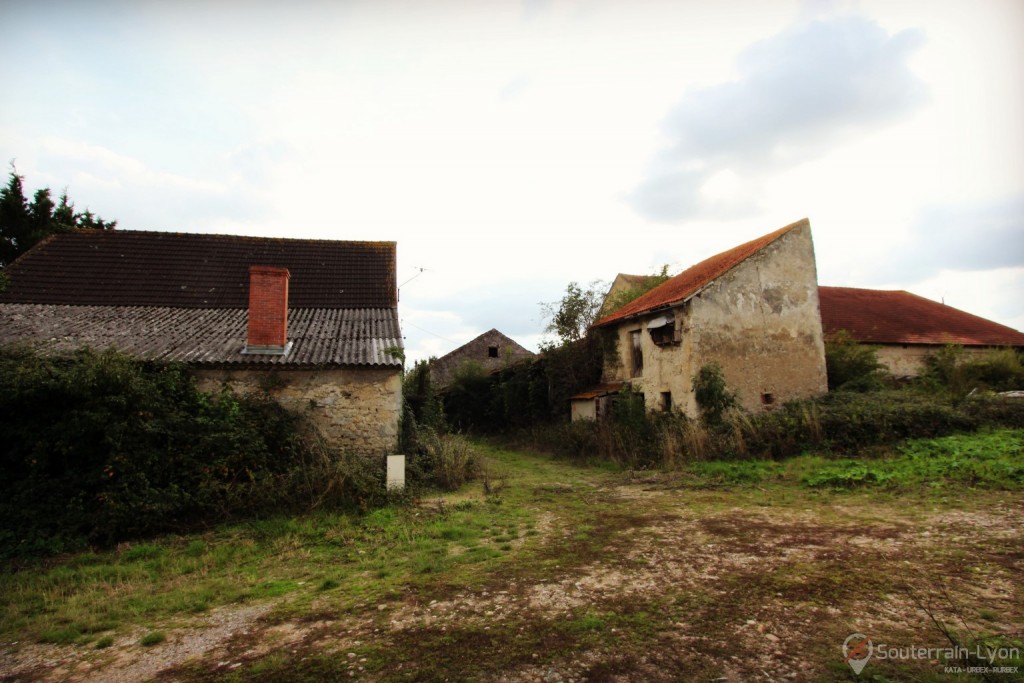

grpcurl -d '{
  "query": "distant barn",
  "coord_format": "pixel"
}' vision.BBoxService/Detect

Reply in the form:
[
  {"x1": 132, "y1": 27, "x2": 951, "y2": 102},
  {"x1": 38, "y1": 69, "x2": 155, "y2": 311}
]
[
  {"x1": 818, "y1": 286, "x2": 1024, "y2": 377},
  {"x1": 429, "y1": 329, "x2": 535, "y2": 388}
]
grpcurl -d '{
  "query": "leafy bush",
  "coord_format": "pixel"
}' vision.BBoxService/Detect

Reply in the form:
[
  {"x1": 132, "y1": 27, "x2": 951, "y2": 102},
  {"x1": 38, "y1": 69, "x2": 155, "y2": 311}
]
[
  {"x1": 923, "y1": 346, "x2": 1024, "y2": 397},
  {"x1": 0, "y1": 347, "x2": 383, "y2": 558},
  {"x1": 442, "y1": 361, "x2": 494, "y2": 432},
  {"x1": 824, "y1": 331, "x2": 886, "y2": 391},
  {"x1": 962, "y1": 393, "x2": 1024, "y2": 428},
  {"x1": 693, "y1": 363, "x2": 737, "y2": 427}
]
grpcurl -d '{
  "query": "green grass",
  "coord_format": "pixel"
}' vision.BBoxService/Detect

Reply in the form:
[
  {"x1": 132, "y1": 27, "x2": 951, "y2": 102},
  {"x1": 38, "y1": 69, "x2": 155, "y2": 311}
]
[
  {"x1": 2, "y1": 430, "x2": 1022, "y2": 681},
  {"x1": 681, "y1": 429, "x2": 1024, "y2": 492},
  {"x1": 0, "y1": 440, "x2": 596, "y2": 646},
  {"x1": 140, "y1": 631, "x2": 166, "y2": 647}
]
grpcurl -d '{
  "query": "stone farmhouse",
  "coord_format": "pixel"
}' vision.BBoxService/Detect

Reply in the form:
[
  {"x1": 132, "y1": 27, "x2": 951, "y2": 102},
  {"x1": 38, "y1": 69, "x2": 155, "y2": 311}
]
[
  {"x1": 429, "y1": 328, "x2": 534, "y2": 388},
  {"x1": 575, "y1": 219, "x2": 827, "y2": 420},
  {"x1": 0, "y1": 230, "x2": 403, "y2": 456},
  {"x1": 818, "y1": 286, "x2": 1024, "y2": 378}
]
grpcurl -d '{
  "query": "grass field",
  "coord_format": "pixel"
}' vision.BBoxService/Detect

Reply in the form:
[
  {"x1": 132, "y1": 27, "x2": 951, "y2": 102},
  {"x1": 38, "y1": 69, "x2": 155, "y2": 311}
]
[{"x1": 2, "y1": 430, "x2": 1023, "y2": 681}]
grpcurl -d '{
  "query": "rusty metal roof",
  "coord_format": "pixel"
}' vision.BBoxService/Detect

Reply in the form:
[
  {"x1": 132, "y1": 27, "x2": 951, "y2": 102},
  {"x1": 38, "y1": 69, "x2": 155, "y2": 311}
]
[
  {"x1": 0, "y1": 230, "x2": 397, "y2": 309},
  {"x1": 570, "y1": 382, "x2": 626, "y2": 400},
  {"x1": 818, "y1": 286, "x2": 1024, "y2": 347},
  {"x1": 0, "y1": 304, "x2": 403, "y2": 367},
  {"x1": 593, "y1": 219, "x2": 807, "y2": 327}
]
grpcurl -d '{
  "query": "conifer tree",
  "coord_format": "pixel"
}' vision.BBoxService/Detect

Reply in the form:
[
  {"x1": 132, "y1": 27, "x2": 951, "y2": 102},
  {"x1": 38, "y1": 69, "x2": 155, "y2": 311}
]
[{"x1": 0, "y1": 165, "x2": 116, "y2": 267}]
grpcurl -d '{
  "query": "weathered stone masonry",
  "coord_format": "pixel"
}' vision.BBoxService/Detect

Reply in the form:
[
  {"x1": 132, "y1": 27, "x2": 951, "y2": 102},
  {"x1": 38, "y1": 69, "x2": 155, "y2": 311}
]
[{"x1": 195, "y1": 367, "x2": 402, "y2": 456}]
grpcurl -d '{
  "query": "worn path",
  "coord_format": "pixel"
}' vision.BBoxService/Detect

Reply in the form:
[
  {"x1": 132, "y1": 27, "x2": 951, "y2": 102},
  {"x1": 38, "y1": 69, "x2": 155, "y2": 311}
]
[{"x1": 3, "y1": 446, "x2": 1022, "y2": 682}]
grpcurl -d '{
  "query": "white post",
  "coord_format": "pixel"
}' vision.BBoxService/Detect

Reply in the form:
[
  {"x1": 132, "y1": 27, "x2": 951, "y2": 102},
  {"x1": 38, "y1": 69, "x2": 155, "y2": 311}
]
[{"x1": 386, "y1": 454, "x2": 406, "y2": 491}]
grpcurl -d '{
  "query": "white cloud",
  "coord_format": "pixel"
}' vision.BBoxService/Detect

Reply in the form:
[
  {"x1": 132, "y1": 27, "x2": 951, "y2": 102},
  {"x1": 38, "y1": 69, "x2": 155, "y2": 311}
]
[{"x1": 630, "y1": 14, "x2": 927, "y2": 222}]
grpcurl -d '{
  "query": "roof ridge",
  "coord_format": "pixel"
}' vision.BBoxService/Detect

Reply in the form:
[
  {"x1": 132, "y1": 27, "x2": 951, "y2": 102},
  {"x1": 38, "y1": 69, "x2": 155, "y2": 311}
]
[
  {"x1": 68, "y1": 228, "x2": 396, "y2": 247},
  {"x1": 818, "y1": 286, "x2": 1024, "y2": 345}
]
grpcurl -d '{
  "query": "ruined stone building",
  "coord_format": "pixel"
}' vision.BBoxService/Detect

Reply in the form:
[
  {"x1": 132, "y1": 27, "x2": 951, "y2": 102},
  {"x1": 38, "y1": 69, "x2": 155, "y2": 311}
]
[
  {"x1": 574, "y1": 219, "x2": 828, "y2": 420},
  {"x1": 818, "y1": 286, "x2": 1024, "y2": 377},
  {"x1": 0, "y1": 230, "x2": 403, "y2": 455},
  {"x1": 429, "y1": 328, "x2": 534, "y2": 388}
]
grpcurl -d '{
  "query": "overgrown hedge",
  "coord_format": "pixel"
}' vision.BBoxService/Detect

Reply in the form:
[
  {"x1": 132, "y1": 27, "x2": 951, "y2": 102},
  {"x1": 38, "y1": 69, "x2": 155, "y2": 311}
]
[
  {"x1": 0, "y1": 348, "x2": 384, "y2": 558},
  {"x1": 514, "y1": 388, "x2": 1024, "y2": 468},
  {"x1": 442, "y1": 333, "x2": 605, "y2": 432}
]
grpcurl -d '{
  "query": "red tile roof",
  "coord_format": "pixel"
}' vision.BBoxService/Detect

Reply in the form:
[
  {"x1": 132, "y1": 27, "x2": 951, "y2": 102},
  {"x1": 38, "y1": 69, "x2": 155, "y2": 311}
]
[
  {"x1": 0, "y1": 230, "x2": 396, "y2": 309},
  {"x1": 818, "y1": 286, "x2": 1024, "y2": 347},
  {"x1": 593, "y1": 219, "x2": 808, "y2": 327}
]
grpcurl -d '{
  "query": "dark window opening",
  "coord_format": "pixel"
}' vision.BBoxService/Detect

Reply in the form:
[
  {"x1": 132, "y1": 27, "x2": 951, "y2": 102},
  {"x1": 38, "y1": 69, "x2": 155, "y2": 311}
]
[
  {"x1": 761, "y1": 392, "x2": 775, "y2": 406},
  {"x1": 647, "y1": 315, "x2": 679, "y2": 346},
  {"x1": 649, "y1": 325, "x2": 676, "y2": 346},
  {"x1": 661, "y1": 391, "x2": 672, "y2": 412},
  {"x1": 488, "y1": 345, "x2": 498, "y2": 358},
  {"x1": 630, "y1": 330, "x2": 643, "y2": 377}
]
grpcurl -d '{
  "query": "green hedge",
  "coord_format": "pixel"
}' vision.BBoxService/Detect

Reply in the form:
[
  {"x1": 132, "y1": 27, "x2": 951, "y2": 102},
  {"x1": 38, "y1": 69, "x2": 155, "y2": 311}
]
[
  {"x1": 0, "y1": 348, "x2": 382, "y2": 558},
  {"x1": 514, "y1": 387, "x2": 1024, "y2": 467}
]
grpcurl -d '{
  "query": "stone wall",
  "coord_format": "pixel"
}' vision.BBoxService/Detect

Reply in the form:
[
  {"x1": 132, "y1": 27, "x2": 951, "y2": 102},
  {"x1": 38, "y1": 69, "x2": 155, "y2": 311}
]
[
  {"x1": 603, "y1": 223, "x2": 828, "y2": 417},
  {"x1": 873, "y1": 344, "x2": 993, "y2": 378},
  {"x1": 429, "y1": 329, "x2": 535, "y2": 388},
  {"x1": 194, "y1": 366, "x2": 402, "y2": 456}
]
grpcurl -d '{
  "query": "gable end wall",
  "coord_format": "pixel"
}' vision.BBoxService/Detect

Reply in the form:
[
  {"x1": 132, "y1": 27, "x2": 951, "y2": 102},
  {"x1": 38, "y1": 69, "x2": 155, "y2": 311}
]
[{"x1": 604, "y1": 224, "x2": 827, "y2": 416}]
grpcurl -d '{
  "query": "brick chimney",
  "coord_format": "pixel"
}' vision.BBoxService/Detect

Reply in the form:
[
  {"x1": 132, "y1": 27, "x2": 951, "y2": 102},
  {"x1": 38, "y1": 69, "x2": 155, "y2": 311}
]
[{"x1": 245, "y1": 265, "x2": 291, "y2": 355}]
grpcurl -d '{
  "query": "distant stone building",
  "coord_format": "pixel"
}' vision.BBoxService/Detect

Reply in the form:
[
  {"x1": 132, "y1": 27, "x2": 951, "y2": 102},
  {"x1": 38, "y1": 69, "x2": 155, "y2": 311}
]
[
  {"x1": 429, "y1": 328, "x2": 535, "y2": 388},
  {"x1": 0, "y1": 230, "x2": 403, "y2": 456},
  {"x1": 597, "y1": 273, "x2": 666, "y2": 319},
  {"x1": 576, "y1": 219, "x2": 828, "y2": 419},
  {"x1": 818, "y1": 286, "x2": 1024, "y2": 377}
]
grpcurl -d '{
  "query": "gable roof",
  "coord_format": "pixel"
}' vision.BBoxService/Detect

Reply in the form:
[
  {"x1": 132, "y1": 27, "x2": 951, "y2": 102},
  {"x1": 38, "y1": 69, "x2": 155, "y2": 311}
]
[
  {"x1": 429, "y1": 328, "x2": 535, "y2": 386},
  {"x1": 593, "y1": 219, "x2": 808, "y2": 327},
  {"x1": 434, "y1": 328, "x2": 534, "y2": 363},
  {"x1": 0, "y1": 230, "x2": 396, "y2": 309},
  {"x1": 598, "y1": 273, "x2": 667, "y2": 317},
  {"x1": 818, "y1": 286, "x2": 1024, "y2": 347},
  {"x1": 0, "y1": 230, "x2": 403, "y2": 368}
]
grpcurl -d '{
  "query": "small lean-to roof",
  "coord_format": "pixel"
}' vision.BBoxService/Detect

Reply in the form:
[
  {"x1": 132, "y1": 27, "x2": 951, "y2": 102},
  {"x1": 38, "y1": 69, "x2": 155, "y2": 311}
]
[
  {"x1": 570, "y1": 382, "x2": 625, "y2": 400},
  {"x1": 593, "y1": 219, "x2": 807, "y2": 327},
  {"x1": 818, "y1": 286, "x2": 1024, "y2": 347},
  {"x1": 0, "y1": 230, "x2": 397, "y2": 309}
]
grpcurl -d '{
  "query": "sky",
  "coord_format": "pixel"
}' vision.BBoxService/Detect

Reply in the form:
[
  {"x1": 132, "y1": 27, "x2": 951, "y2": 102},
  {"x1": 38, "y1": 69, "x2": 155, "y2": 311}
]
[{"x1": 2, "y1": 0, "x2": 1022, "y2": 365}]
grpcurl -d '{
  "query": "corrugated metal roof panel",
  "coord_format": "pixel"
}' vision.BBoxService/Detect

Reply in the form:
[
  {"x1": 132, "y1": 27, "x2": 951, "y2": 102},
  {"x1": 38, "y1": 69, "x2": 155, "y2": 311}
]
[{"x1": 0, "y1": 304, "x2": 403, "y2": 367}]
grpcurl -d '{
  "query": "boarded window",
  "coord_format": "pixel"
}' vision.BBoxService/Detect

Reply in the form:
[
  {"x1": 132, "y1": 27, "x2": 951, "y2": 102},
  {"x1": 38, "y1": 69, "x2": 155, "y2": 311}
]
[{"x1": 630, "y1": 330, "x2": 643, "y2": 377}]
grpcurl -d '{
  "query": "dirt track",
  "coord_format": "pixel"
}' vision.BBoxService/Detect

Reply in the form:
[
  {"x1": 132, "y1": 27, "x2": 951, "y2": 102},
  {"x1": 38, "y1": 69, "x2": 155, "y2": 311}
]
[{"x1": 3, "y1": 474, "x2": 1023, "y2": 682}]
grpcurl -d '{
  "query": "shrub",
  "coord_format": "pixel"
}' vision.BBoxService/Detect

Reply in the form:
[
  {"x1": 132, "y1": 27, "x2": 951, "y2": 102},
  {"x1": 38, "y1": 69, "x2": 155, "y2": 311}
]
[
  {"x1": 418, "y1": 429, "x2": 479, "y2": 490},
  {"x1": 693, "y1": 363, "x2": 737, "y2": 427},
  {"x1": 442, "y1": 361, "x2": 493, "y2": 432},
  {"x1": 0, "y1": 347, "x2": 383, "y2": 558},
  {"x1": 824, "y1": 331, "x2": 886, "y2": 391},
  {"x1": 923, "y1": 346, "x2": 1024, "y2": 397}
]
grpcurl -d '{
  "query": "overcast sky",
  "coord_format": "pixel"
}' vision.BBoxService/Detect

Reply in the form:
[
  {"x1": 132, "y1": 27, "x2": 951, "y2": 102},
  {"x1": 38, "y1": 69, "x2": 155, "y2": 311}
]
[{"x1": 2, "y1": 0, "x2": 1022, "y2": 365}]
